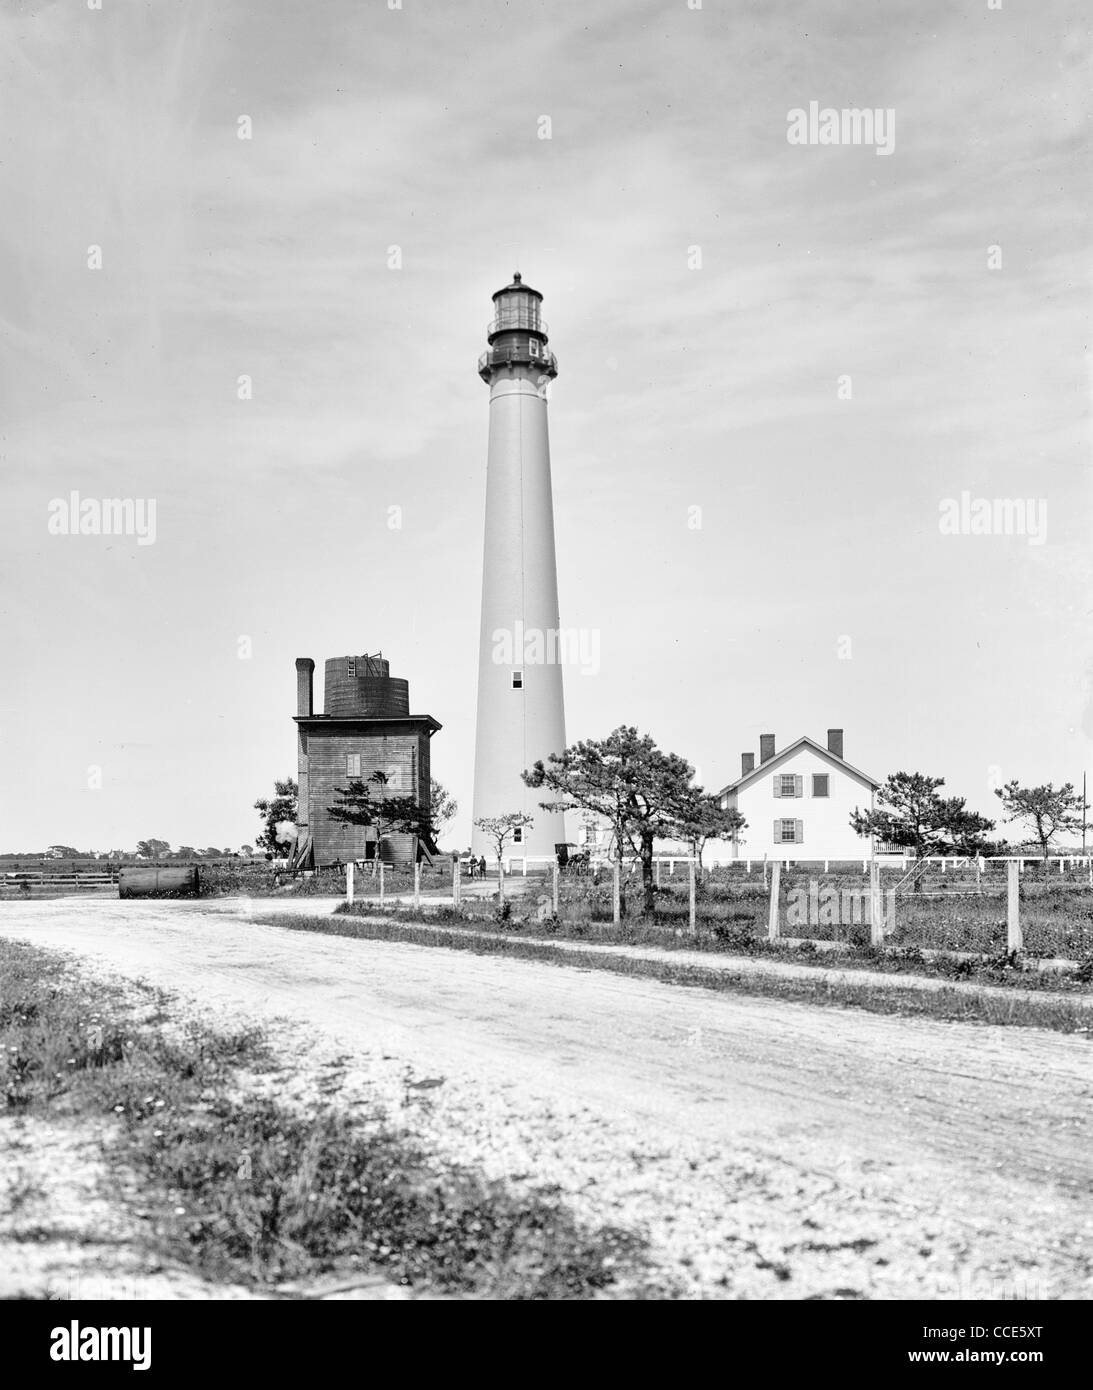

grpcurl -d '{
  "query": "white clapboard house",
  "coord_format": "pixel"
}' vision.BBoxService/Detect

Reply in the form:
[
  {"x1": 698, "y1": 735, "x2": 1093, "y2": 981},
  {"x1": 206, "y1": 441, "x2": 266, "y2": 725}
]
[{"x1": 716, "y1": 729, "x2": 880, "y2": 863}]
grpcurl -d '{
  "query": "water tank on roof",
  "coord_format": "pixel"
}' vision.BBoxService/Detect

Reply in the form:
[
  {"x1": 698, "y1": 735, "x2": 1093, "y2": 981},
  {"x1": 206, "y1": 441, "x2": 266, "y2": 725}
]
[{"x1": 323, "y1": 655, "x2": 410, "y2": 717}]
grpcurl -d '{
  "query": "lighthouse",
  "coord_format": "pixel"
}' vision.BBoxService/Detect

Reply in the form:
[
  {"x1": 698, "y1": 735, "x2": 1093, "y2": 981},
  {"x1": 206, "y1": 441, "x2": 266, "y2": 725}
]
[{"x1": 471, "y1": 273, "x2": 567, "y2": 863}]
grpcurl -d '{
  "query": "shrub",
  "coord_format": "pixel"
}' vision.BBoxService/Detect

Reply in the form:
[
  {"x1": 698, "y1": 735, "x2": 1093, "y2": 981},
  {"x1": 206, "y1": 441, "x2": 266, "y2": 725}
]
[
  {"x1": 710, "y1": 921, "x2": 759, "y2": 953},
  {"x1": 429, "y1": 905, "x2": 468, "y2": 925},
  {"x1": 983, "y1": 947, "x2": 1024, "y2": 975}
]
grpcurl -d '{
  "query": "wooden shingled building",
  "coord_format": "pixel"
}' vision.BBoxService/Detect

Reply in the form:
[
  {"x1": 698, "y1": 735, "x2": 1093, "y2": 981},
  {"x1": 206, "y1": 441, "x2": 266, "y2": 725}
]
[{"x1": 291, "y1": 653, "x2": 441, "y2": 869}]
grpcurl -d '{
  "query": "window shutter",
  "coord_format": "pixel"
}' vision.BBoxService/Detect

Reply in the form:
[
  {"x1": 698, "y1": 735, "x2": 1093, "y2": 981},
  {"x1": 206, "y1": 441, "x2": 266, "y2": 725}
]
[
  {"x1": 773, "y1": 819, "x2": 781, "y2": 843},
  {"x1": 772, "y1": 778, "x2": 782, "y2": 798},
  {"x1": 795, "y1": 820, "x2": 804, "y2": 844},
  {"x1": 794, "y1": 775, "x2": 803, "y2": 798}
]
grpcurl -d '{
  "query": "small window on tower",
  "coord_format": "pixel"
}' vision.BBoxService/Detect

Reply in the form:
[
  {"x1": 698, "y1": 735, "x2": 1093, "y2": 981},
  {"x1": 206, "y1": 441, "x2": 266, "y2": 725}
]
[
  {"x1": 347, "y1": 658, "x2": 356, "y2": 677},
  {"x1": 512, "y1": 670, "x2": 523, "y2": 690},
  {"x1": 512, "y1": 827, "x2": 523, "y2": 845}
]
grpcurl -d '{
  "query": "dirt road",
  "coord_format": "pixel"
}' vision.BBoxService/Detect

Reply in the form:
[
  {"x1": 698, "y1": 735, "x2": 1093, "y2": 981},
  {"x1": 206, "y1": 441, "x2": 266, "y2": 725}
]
[{"x1": 2, "y1": 898, "x2": 1090, "y2": 1299}]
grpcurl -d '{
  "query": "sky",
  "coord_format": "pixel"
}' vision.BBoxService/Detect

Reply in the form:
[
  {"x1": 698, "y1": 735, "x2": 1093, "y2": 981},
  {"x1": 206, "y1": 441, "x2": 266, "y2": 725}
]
[{"x1": 0, "y1": 0, "x2": 1090, "y2": 852}]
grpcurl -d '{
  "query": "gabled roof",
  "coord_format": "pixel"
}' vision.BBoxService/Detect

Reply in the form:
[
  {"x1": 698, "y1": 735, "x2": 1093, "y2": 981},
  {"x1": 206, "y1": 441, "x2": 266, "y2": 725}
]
[{"x1": 717, "y1": 736, "x2": 880, "y2": 799}]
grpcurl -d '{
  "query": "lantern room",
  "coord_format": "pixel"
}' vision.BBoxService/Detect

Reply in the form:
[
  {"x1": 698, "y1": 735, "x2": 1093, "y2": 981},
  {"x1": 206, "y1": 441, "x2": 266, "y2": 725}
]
[{"x1": 478, "y1": 271, "x2": 559, "y2": 382}]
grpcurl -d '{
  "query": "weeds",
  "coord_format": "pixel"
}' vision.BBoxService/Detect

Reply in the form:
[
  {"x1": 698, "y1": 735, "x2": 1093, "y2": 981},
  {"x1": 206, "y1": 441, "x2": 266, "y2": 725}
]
[
  {"x1": 276, "y1": 915, "x2": 1093, "y2": 1035},
  {"x1": 0, "y1": 938, "x2": 663, "y2": 1299},
  {"x1": 336, "y1": 901, "x2": 1091, "y2": 995}
]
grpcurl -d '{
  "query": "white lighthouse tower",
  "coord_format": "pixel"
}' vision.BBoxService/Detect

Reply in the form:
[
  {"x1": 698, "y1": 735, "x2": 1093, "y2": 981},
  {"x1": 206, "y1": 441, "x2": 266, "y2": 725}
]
[{"x1": 471, "y1": 273, "x2": 566, "y2": 863}]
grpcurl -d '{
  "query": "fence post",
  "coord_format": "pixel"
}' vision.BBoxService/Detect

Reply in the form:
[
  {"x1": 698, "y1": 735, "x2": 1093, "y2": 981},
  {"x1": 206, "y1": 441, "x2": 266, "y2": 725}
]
[
  {"x1": 346, "y1": 861, "x2": 354, "y2": 906},
  {"x1": 523, "y1": 856, "x2": 528, "y2": 877},
  {"x1": 688, "y1": 858, "x2": 696, "y2": 934},
  {"x1": 452, "y1": 856, "x2": 460, "y2": 908},
  {"x1": 1007, "y1": 860, "x2": 1022, "y2": 953},
  {"x1": 611, "y1": 861, "x2": 621, "y2": 924},
  {"x1": 379, "y1": 859, "x2": 385, "y2": 905},
  {"x1": 869, "y1": 860, "x2": 884, "y2": 946},
  {"x1": 413, "y1": 861, "x2": 421, "y2": 911},
  {"x1": 499, "y1": 863, "x2": 505, "y2": 904},
  {"x1": 552, "y1": 860, "x2": 559, "y2": 915},
  {"x1": 767, "y1": 862, "x2": 781, "y2": 942}
]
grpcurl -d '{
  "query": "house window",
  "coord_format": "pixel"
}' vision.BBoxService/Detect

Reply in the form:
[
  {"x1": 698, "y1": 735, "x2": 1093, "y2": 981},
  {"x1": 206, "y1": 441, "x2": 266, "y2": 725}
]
[
  {"x1": 347, "y1": 658, "x2": 356, "y2": 676},
  {"x1": 512, "y1": 670, "x2": 523, "y2": 689},
  {"x1": 779, "y1": 775, "x2": 797, "y2": 797},
  {"x1": 812, "y1": 774, "x2": 830, "y2": 798},
  {"x1": 780, "y1": 819, "x2": 798, "y2": 843},
  {"x1": 512, "y1": 827, "x2": 523, "y2": 844},
  {"x1": 346, "y1": 753, "x2": 361, "y2": 777}
]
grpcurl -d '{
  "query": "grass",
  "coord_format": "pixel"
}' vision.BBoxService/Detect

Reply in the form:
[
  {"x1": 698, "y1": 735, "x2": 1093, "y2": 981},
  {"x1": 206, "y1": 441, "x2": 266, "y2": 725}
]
[
  {"x1": 0, "y1": 938, "x2": 663, "y2": 1299},
  {"x1": 578, "y1": 878, "x2": 1093, "y2": 960},
  {"x1": 335, "y1": 899, "x2": 1093, "y2": 994},
  {"x1": 270, "y1": 911, "x2": 1093, "y2": 1035},
  {"x1": 350, "y1": 866, "x2": 1093, "y2": 960}
]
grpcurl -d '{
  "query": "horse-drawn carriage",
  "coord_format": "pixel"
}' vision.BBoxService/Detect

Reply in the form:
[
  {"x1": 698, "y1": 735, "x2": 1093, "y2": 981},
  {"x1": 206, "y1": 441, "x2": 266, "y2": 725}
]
[{"x1": 555, "y1": 842, "x2": 591, "y2": 873}]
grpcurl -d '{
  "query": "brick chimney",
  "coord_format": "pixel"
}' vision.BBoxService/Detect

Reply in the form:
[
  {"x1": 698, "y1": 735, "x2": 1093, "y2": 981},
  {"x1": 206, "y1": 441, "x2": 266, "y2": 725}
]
[
  {"x1": 827, "y1": 728, "x2": 844, "y2": 760},
  {"x1": 741, "y1": 752, "x2": 755, "y2": 776},
  {"x1": 295, "y1": 658, "x2": 315, "y2": 717},
  {"x1": 759, "y1": 734, "x2": 775, "y2": 764}
]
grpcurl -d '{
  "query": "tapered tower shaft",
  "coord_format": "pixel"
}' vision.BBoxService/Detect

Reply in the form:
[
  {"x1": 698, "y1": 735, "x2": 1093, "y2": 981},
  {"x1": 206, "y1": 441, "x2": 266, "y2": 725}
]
[{"x1": 471, "y1": 274, "x2": 566, "y2": 862}]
